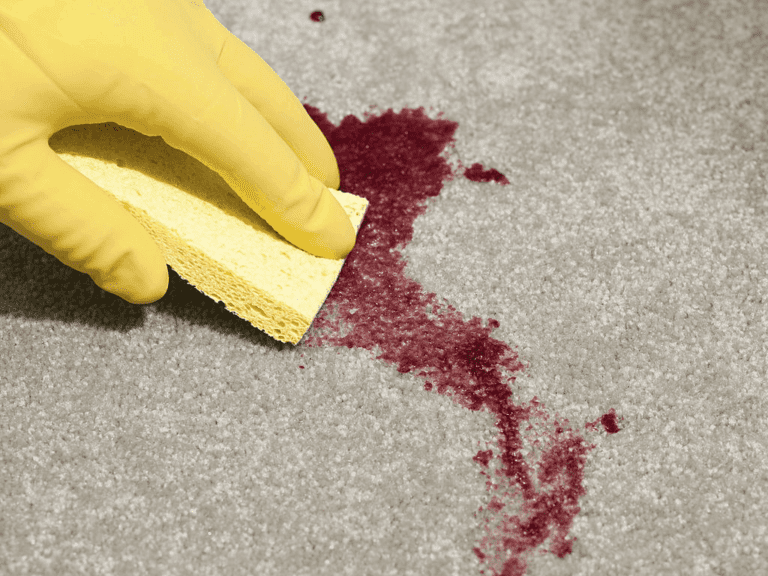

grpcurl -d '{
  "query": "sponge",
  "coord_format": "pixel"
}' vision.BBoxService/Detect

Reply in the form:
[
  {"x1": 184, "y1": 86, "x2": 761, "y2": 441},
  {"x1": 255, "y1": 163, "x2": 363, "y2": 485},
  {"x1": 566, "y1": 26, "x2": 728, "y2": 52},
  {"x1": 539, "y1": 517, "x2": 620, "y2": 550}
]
[{"x1": 49, "y1": 123, "x2": 368, "y2": 344}]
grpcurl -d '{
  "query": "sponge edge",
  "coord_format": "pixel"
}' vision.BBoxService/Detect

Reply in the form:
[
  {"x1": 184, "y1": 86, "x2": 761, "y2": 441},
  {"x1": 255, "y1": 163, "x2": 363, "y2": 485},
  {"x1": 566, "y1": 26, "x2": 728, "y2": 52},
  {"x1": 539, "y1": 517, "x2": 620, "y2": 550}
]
[{"x1": 50, "y1": 123, "x2": 368, "y2": 345}]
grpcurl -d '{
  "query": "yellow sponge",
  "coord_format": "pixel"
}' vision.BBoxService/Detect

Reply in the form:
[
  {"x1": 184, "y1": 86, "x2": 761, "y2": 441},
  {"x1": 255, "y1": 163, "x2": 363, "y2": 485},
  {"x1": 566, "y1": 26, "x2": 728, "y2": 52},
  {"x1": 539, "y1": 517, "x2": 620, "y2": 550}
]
[{"x1": 49, "y1": 123, "x2": 368, "y2": 345}]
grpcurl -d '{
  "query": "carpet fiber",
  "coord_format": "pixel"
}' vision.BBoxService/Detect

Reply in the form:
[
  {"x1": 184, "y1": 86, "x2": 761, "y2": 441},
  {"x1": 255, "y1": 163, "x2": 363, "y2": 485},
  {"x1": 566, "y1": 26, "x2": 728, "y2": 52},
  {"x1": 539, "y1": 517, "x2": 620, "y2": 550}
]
[{"x1": 2, "y1": 0, "x2": 767, "y2": 574}]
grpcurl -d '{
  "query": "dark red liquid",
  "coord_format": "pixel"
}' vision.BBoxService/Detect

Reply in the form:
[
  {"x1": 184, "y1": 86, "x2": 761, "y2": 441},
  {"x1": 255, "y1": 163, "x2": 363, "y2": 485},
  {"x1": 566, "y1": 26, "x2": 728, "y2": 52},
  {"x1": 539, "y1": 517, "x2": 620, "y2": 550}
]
[
  {"x1": 464, "y1": 162, "x2": 511, "y2": 185},
  {"x1": 601, "y1": 412, "x2": 620, "y2": 434},
  {"x1": 310, "y1": 10, "x2": 325, "y2": 22},
  {"x1": 300, "y1": 102, "x2": 618, "y2": 575},
  {"x1": 586, "y1": 409, "x2": 621, "y2": 434}
]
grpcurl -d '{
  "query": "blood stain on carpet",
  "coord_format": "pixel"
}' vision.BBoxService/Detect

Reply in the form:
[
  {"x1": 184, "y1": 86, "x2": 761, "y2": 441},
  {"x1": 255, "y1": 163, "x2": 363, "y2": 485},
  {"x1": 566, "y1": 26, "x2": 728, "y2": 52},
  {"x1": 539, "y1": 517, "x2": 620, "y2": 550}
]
[{"x1": 300, "y1": 103, "x2": 620, "y2": 576}]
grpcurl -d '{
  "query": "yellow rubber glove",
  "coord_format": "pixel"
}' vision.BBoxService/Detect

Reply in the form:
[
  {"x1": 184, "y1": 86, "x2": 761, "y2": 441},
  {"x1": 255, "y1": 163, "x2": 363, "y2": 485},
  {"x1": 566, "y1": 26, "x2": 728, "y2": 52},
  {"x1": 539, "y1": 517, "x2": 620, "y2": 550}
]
[{"x1": 0, "y1": 0, "x2": 354, "y2": 305}]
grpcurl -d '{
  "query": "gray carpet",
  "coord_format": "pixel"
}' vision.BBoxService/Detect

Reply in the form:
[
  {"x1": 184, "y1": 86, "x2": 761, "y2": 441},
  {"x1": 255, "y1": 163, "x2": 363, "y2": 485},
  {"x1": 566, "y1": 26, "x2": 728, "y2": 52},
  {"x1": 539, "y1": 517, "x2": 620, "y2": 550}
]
[{"x1": 2, "y1": 0, "x2": 767, "y2": 574}]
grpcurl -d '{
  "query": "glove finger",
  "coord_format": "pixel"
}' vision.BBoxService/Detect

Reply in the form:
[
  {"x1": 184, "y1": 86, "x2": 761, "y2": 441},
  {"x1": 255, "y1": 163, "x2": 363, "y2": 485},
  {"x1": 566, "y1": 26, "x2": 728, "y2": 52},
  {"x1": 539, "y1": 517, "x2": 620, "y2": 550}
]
[
  {"x1": 213, "y1": 27, "x2": 341, "y2": 191},
  {"x1": 153, "y1": 68, "x2": 355, "y2": 260},
  {"x1": 0, "y1": 139, "x2": 169, "y2": 304}
]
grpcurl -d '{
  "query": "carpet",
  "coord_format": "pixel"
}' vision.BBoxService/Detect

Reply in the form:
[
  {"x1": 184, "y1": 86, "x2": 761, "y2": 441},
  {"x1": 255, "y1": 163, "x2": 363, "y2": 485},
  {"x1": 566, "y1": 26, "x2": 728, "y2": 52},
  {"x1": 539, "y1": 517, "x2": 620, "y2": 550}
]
[{"x1": 1, "y1": 0, "x2": 767, "y2": 574}]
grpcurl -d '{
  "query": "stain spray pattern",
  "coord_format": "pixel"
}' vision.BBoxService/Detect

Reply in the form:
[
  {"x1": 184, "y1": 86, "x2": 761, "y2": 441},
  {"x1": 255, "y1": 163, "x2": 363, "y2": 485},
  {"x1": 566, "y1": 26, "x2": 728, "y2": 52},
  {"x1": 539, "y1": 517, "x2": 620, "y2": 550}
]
[{"x1": 300, "y1": 103, "x2": 618, "y2": 575}]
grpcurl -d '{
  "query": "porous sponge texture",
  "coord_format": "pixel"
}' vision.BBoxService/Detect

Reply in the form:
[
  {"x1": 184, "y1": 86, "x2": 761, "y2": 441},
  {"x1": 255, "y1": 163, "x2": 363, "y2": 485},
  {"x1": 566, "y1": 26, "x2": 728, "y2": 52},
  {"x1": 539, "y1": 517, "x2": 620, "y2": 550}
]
[{"x1": 49, "y1": 123, "x2": 368, "y2": 344}]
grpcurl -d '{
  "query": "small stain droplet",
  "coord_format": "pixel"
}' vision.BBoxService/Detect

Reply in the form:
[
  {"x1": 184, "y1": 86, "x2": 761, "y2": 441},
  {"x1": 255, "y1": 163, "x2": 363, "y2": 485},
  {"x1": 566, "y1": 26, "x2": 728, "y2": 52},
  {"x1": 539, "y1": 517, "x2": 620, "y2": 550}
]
[
  {"x1": 464, "y1": 162, "x2": 510, "y2": 185},
  {"x1": 585, "y1": 408, "x2": 622, "y2": 434},
  {"x1": 310, "y1": 10, "x2": 325, "y2": 22},
  {"x1": 600, "y1": 411, "x2": 621, "y2": 434},
  {"x1": 473, "y1": 449, "x2": 493, "y2": 468}
]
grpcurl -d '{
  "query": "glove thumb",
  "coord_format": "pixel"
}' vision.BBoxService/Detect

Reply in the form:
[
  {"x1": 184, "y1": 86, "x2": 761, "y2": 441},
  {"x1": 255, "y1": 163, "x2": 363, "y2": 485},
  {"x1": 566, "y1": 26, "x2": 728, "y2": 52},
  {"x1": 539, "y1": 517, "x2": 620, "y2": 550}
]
[{"x1": 0, "y1": 139, "x2": 169, "y2": 304}]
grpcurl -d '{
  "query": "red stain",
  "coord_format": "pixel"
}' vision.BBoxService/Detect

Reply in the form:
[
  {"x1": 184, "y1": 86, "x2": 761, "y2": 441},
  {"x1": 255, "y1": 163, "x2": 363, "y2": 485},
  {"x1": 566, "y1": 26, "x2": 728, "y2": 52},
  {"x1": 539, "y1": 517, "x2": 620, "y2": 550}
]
[
  {"x1": 464, "y1": 162, "x2": 511, "y2": 185},
  {"x1": 601, "y1": 412, "x2": 620, "y2": 434},
  {"x1": 300, "y1": 103, "x2": 610, "y2": 574},
  {"x1": 585, "y1": 409, "x2": 621, "y2": 434},
  {"x1": 474, "y1": 449, "x2": 494, "y2": 468},
  {"x1": 310, "y1": 10, "x2": 325, "y2": 22}
]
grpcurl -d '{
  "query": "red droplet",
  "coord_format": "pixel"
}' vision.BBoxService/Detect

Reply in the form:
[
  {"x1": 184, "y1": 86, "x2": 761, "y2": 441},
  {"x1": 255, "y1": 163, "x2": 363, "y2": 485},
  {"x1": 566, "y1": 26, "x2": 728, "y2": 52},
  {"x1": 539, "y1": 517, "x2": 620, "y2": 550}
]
[
  {"x1": 600, "y1": 411, "x2": 621, "y2": 434},
  {"x1": 464, "y1": 162, "x2": 511, "y2": 185},
  {"x1": 585, "y1": 408, "x2": 621, "y2": 434},
  {"x1": 310, "y1": 10, "x2": 325, "y2": 22},
  {"x1": 301, "y1": 104, "x2": 596, "y2": 574},
  {"x1": 473, "y1": 449, "x2": 493, "y2": 467}
]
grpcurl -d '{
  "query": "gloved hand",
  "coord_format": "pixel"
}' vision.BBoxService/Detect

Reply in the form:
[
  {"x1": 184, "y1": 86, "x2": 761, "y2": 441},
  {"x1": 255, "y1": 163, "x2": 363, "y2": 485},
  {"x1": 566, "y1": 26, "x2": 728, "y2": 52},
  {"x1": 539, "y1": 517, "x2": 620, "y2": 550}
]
[{"x1": 0, "y1": 0, "x2": 354, "y2": 305}]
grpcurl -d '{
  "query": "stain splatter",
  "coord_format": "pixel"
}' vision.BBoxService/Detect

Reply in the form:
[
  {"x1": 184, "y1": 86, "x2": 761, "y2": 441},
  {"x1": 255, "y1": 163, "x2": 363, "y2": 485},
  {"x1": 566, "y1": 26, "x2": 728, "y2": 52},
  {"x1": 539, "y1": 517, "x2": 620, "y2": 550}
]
[
  {"x1": 300, "y1": 103, "x2": 608, "y2": 574},
  {"x1": 464, "y1": 162, "x2": 511, "y2": 185},
  {"x1": 310, "y1": 10, "x2": 325, "y2": 22},
  {"x1": 586, "y1": 409, "x2": 621, "y2": 434}
]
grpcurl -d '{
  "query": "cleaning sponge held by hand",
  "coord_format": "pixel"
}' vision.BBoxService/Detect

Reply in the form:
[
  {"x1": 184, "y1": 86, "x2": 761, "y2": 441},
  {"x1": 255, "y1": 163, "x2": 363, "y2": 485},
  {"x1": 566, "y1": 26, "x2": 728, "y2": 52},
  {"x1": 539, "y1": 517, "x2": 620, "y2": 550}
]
[
  {"x1": 1, "y1": 0, "x2": 361, "y2": 321},
  {"x1": 50, "y1": 123, "x2": 368, "y2": 345}
]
